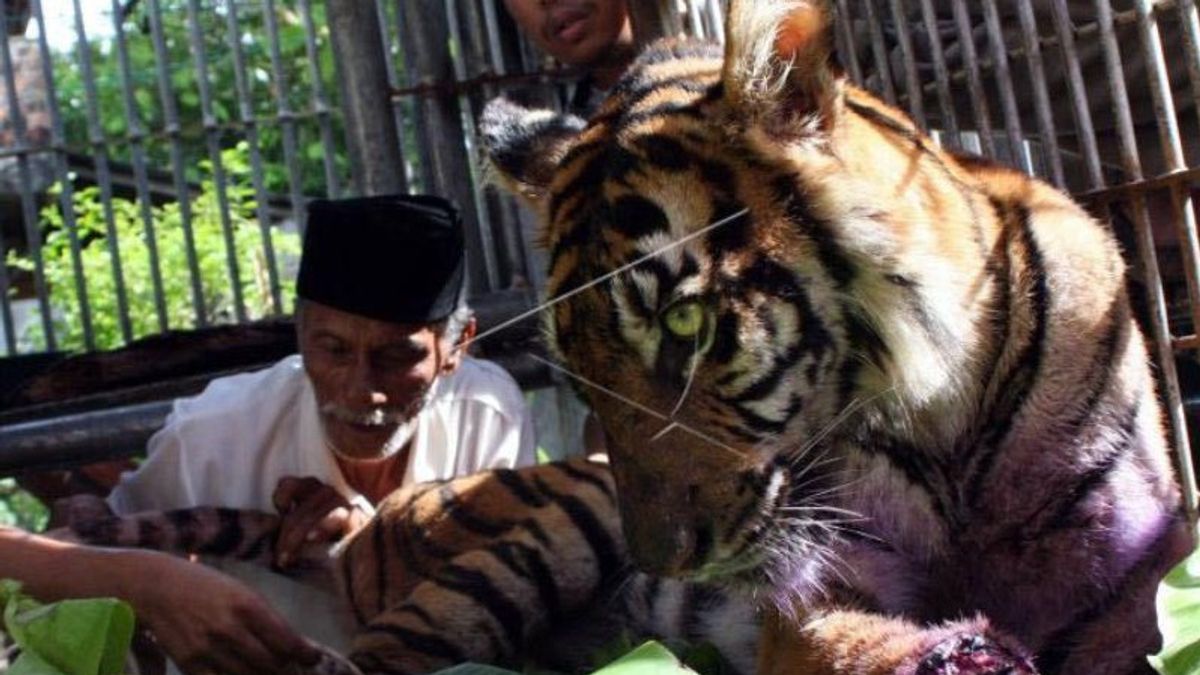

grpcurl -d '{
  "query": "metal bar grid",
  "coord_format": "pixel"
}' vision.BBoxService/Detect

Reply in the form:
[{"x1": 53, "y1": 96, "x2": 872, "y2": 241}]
[
  {"x1": 224, "y1": 0, "x2": 285, "y2": 316},
  {"x1": 917, "y1": 0, "x2": 959, "y2": 148},
  {"x1": 147, "y1": 0, "x2": 207, "y2": 328},
  {"x1": 260, "y1": 0, "x2": 307, "y2": 236},
  {"x1": 1048, "y1": 0, "x2": 1104, "y2": 191},
  {"x1": 298, "y1": 0, "x2": 341, "y2": 200},
  {"x1": 948, "y1": 0, "x2": 996, "y2": 159},
  {"x1": 1013, "y1": 0, "x2": 1065, "y2": 187},
  {"x1": 38, "y1": 0, "x2": 96, "y2": 349},
  {"x1": 0, "y1": 15, "x2": 53, "y2": 351},
  {"x1": 887, "y1": 0, "x2": 927, "y2": 128},
  {"x1": 185, "y1": 0, "x2": 247, "y2": 324}
]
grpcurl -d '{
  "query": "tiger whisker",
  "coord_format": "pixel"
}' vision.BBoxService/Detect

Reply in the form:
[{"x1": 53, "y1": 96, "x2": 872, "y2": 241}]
[
  {"x1": 528, "y1": 354, "x2": 742, "y2": 457},
  {"x1": 787, "y1": 387, "x2": 896, "y2": 470},
  {"x1": 669, "y1": 331, "x2": 702, "y2": 419},
  {"x1": 462, "y1": 208, "x2": 750, "y2": 352},
  {"x1": 778, "y1": 505, "x2": 868, "y2": 521},
  {"x1": 650, "y1": 422, "x2": 678, "y2": 442}
]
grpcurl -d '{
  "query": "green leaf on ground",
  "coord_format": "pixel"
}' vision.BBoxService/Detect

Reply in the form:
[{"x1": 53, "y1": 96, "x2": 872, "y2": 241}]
[
  {"x1": 1, "y1": 580, "x2": 135, "y2": 675},
  {"x1": 592, "y1": 641, "x2": 699, "y2": 675},
  {"x1": 428, "y1": 665, "x2": 522, "y2": 675},
  {"x1": 1150, "y1": 536, "x2": 1200, "y2": 674}
]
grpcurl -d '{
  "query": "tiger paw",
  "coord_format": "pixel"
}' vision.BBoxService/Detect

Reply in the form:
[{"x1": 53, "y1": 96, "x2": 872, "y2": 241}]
[{"x1": 914, "y1": 634, "x2": 1037, "y2": 675}]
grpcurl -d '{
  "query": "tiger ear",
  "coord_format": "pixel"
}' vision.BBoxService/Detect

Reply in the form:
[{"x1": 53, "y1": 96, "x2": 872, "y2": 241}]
[
  {"x1": 480, "y1": 97, "x2": 586, "y2": 207},
  {"x1": 721, "y1": 0, "x2": 839, "y2": 134}
]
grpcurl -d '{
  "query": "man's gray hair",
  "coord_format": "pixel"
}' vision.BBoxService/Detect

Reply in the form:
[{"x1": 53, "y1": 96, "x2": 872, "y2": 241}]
[{"x1": 439, "y1": 302, "x2": 474, "y2": 346}]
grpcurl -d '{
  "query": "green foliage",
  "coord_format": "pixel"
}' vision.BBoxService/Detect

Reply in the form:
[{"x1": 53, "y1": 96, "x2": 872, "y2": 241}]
[
  {"x1": 51, "y1": 1, "x2": 346, "y2": 196},
  {"x1": 428, "y1": 641, "x2": 706, "y2": 675},
  {"x1": 0, "y1": 479, "x2": 47, "y2": 532},
  {"x1": 1151, "y1": 536, "x2": 1200, "y2": 674},
  {"x1": 0, "y1": 580, "x2": 134, "y2": 675},
  {"x1": 8, "y1": 141, "x2": 301, "y2": 351}
]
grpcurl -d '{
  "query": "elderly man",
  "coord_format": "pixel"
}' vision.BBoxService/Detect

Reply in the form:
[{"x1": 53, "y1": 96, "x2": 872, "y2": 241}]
[{"x1": 108, "y1": 194, "x2": 536, "y2": 567}]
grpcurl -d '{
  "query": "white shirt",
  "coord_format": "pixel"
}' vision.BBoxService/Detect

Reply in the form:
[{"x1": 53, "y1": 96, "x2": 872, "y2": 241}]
[{"x1": 108, "y1": 355, "x2": 536, "y2": 516}]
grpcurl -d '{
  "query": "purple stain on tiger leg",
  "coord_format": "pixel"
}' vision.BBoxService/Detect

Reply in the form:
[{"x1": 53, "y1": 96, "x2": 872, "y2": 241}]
[{"x1": 914, "y1": 634, "x2": 1037, "y2": 675}]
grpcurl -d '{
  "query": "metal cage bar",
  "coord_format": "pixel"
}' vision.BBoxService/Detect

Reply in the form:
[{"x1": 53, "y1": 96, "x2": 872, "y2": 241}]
[
  {"x1": 260, "y1": 0, "x2": 308, "y2": 236},
  {"x1": 224, "y1": 0, "x2": 285, "y2": 316},
  {"x1": 146, "y1": 0, "x2": 207, "y2": 328},
  {"x1": 108, "y1": 0, "x2": 170, "y2": 336},
  {"x1": 185, "y1": 0, "x2": 247, "y2": 324}
]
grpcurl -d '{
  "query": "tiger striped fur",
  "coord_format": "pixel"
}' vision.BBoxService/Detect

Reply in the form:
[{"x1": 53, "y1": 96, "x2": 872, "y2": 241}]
[
  {"x1": 478, "y1": 1, "x2": 1193, "y2": 673},
  {"x1": 57, "y1": 458, "x2": 758, "y2": 674}
]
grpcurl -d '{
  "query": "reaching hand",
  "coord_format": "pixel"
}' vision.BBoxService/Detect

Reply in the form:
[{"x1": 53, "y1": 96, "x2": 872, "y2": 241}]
[
  {"x1": 123, "y1": 550, "x2": 321, "y2": 675},
  {"x1": 272, "y1": 476, "x2": 370, "y2": 569}
]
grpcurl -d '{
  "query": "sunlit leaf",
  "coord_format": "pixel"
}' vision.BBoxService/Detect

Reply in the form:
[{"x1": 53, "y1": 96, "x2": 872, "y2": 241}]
[{"x1": 1150, "y1": 536, "x2": 1200, "y2": 674}]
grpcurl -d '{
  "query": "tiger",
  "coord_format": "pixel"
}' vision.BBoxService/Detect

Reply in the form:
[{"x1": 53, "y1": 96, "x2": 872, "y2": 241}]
[
  {"x1": 474, "y1": 0, "x2": 1194, "y2": 673},
  {"x1": 58, "y1": 1, "x2": 1192, "y2": 673}
]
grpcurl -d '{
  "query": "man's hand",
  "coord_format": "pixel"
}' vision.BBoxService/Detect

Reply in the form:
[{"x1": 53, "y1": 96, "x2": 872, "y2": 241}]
[
  {"x1": 123, "y1": 550, "x2": 321, "y2": 675},
  {"x1": 272, "y1": 476, "x2": 370, "y2": 569}
]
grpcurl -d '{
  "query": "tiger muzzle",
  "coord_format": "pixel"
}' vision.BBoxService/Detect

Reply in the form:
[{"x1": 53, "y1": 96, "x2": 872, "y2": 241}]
[{"x1": 605, "y1": 425, "x2": 755, "y2": 577}]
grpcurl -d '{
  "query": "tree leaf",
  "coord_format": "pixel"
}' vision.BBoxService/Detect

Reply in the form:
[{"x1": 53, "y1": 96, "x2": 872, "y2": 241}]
[
  {"x1": 428, "y1": 665, "x2": 522, "y2": 675},
  {"x1": 591, "y1": 641, "x2": 699, "y2": 675},
  {"x1": 1150, "y1": 536, "x2": 1200, "y2": 674},
  {"x1": 7, "y1": 648, "x2": 70, "y2": 675},
  {"x1": 2, "y1": 581, "x2": 135, "y2": 675}
]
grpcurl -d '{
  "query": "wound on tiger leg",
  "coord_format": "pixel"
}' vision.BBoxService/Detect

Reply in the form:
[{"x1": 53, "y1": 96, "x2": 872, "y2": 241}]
[{"x1": 757, "y1": 608, "x2": 1038, "y2": 675}]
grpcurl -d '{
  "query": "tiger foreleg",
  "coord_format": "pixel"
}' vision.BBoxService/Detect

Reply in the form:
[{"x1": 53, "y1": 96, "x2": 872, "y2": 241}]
[{"x1": 758, "y1": 608, "x2": 1037, "y2": 675}]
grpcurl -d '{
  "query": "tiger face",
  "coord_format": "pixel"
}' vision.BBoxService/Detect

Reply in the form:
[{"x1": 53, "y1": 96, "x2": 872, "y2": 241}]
[{"x1": 484, "y1": 0, "x2": 1014, "y2": 592}]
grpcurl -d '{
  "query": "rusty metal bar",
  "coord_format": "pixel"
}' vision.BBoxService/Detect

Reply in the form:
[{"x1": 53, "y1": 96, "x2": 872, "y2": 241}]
[
  {"x1": 298, "y1": 0, "x2": 341, "y2": 199},
  {"x1": 261, "y1": 0, "x2": 307, "y2": 233},
  {"x1": 1049, "y1": 0, "x2": 1104, "y2": 190},
  {"x1": 146, "y1": 0, "x2": 206, "y2": 328},
  {"x1": 224, "y1": 0, "x2": 284, "y2": 316},
  {"x1": 887, "y1": 0, "x2": 927, "y2": 128},
  {"x1": 948, "y1": 0, "x2": 996, "y2": 160},
  {"x1": 398, "y1": 0, "x2": 493, "y2": 293},
  {"x1": 1014, "y1": 0, "x2": 1065, "y2": 187},
  {"x1": 1133, "y1": 0, "x2": 1200, "y2": 344},
  {"x1": 705, "y1": 0, "x2": 724, "y2": 45},
  {"x1": 981, "y1": 0, "x2": 1031, "y2": 173},
  {"x1": 186, "y1": 0, "x2": 247, "y2": 324},
  {"x1": 917, "y1": 0, "x2": 959, "y2": 147},
  {"x1": 1092, "y1": 0, "x2": 1199, "y2": 518},
  {"x1": 629, "y1": 0, "x2": 682, "y2": 48},
  {"x1": 1176, "y1": 0, "x2": 1200, "y2": 133},
  {"x1": 40, "y1": 0, "x2": 96, "y2": 349},
  {"x1": 327, "y1": 0, "x2": 406, "y2": 196},
  {"x1": 0, "y1": 15, "x2": 53, "y2": 350},
  {"x1": 445, "y1": 0, "x2": 501, "y2": 290},
  {"x1": 109, "y1": 0, "x2": 167, "y2": 337},
  {"x1": 834, "y1": 0, "x2": 863, "y2": 86},
  {"x1": 862, "y1": 0, "x2": 897, "y2": 104}
]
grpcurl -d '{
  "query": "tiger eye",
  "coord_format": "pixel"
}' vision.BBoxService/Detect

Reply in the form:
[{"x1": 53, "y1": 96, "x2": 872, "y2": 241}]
[{"x1": 663, "y1": 302, "x2": 705, "y2": 339}]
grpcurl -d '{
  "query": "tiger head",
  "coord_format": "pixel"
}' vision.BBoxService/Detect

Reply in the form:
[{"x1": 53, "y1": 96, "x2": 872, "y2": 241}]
[{"x1": 482, "y1": 0, "x2": 994, "y2": 597}]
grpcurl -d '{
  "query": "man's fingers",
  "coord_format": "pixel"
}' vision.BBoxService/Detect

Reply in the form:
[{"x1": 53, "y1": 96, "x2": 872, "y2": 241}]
[
  {"x1": 272, "y1": 475, "x2": 323, "y2": 514},
  {"x1": 274, "y1": 490, "x2": 348, "y2": 568}
]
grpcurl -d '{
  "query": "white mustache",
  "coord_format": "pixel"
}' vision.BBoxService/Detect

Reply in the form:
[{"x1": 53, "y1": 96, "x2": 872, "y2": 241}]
[{"x1": 319, "y1": 403, "x2": 410, "y2": 427}]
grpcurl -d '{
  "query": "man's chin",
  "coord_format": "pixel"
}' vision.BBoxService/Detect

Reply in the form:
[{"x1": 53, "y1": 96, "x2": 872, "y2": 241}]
[{"x1": 324, "y1": 420, "x2": 399, "y2": 459}]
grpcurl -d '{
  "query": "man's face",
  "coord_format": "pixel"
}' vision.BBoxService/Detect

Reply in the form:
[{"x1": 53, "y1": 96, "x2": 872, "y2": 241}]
[
  {"x1": 298, "y1": 301, "x2": 460, "y2": 459},
  {"x1": 503, "y1": 0, "x2": 632, "y2": 69}
]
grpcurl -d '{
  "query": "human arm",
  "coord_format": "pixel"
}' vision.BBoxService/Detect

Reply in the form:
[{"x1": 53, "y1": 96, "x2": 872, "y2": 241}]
[{"x1": 0, "y1": 527, "x2": 320, "y2": 674}]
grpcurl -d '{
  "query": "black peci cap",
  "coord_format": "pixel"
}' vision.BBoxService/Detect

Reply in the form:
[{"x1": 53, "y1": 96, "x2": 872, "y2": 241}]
[{"x1": 297, "y1": 194, "x2": 466, "y2": 324}]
